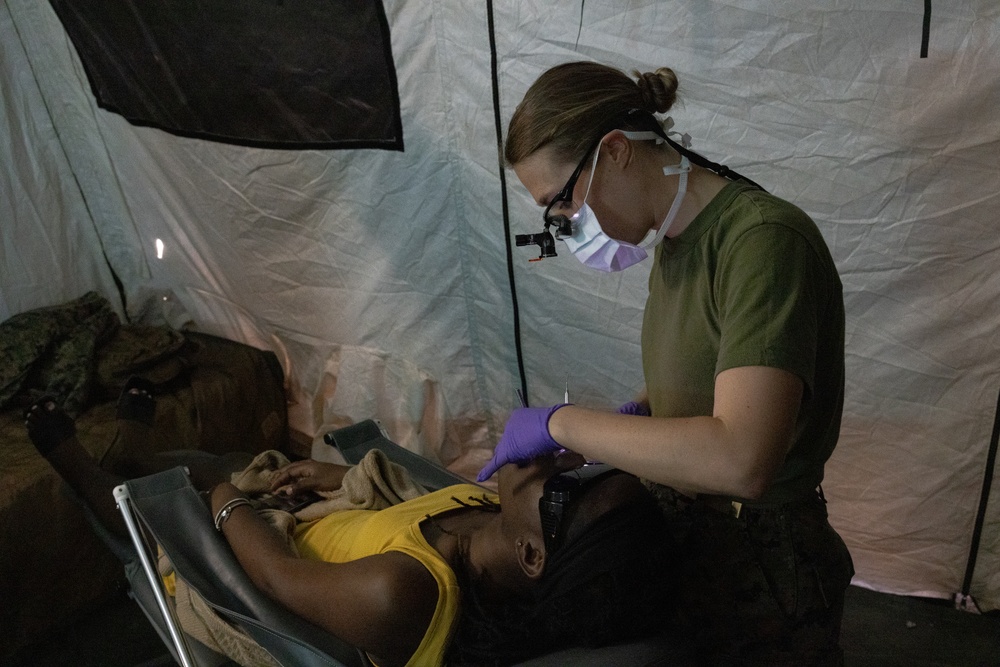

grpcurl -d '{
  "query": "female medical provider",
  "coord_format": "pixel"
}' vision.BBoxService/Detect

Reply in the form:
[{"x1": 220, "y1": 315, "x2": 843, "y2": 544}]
[{"x1": 478, "y1": 61, "x2": 855, "y2": 666}]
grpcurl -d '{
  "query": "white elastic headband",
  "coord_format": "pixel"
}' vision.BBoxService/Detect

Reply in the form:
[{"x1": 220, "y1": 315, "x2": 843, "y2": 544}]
[
  {"x1": 643, "y1": 157, "x2": 689, "y2": 248},
  {"x1": 619, "y1": 117, "x2": 692, "y2": 248},
  {"x1": 620, "y1": 116, "x2": 692, "y2": 176}
]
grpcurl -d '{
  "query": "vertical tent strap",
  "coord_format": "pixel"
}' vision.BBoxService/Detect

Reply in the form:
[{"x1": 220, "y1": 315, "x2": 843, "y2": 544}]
[
  {"x1": 487, "y1": 0, "x2": 529, "y2": 405},
  {"x1": 921, "y1": 0, "x2": 932, "y2": 58},
  {"x1": 959, "y1": 386, "x2": 1000, "y2": 608}
]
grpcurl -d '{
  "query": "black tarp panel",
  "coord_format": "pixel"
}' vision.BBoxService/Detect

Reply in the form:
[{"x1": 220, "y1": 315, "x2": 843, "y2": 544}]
[{"x1": 48, "y1": 0, "x2": 402, "y2": 150}]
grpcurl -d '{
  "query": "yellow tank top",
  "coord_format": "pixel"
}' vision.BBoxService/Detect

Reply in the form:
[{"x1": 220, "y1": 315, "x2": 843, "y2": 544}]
[{"x1": 293, "y1": 484, "x2": 496, "y2": 667}]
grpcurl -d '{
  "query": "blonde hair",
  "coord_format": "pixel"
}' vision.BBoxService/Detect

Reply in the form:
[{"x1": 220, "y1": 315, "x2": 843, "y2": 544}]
[{"x1": 504, "y1": 61, "x2": 679, "y2": 167}]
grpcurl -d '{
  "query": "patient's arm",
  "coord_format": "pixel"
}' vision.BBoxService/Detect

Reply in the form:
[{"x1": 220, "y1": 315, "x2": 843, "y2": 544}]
[
  {"x1": 210, "y1": 483, "x2": 436, "y2": 667},
  {"x1": 270, "y1": 459, "x2": 350, "y2": 496}
]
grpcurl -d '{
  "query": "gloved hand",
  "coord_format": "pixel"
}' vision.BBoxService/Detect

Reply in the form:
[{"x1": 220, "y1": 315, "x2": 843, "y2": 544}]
[
  {"x1": 477, "y1": 404, "x2": 570, "y2": 482},
  {"x1": 616, "y1": 400, "x2": 651, "y2": 417}
]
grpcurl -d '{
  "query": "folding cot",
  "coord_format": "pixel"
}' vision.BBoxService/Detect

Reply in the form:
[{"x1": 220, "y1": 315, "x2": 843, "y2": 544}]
[{"x1": 114, "y1": 420, "x2": 682, "y2": 666}]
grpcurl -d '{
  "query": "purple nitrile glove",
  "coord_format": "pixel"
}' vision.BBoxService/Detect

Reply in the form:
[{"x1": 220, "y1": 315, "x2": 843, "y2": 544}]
[
  {"x1": 477, "y1": 404, "x2": 570, "y2": 482},
  {"x1": 617, "y1": 400, "x2": 651, "y2": 417}
]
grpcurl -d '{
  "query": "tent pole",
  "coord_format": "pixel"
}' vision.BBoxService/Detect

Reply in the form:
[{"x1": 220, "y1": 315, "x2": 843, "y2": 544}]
[
  {"x1": 956, "y1": 385, "x2": 1000, "y2": 613},
  {"x1": 486, "y1": 0, "x2": 530, "y2": 406}
]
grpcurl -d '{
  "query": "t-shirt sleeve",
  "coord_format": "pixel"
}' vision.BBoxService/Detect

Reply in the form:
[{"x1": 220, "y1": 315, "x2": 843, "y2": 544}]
[{"x1": 714, "y1": 219, "x2": 826, "y2": 394}]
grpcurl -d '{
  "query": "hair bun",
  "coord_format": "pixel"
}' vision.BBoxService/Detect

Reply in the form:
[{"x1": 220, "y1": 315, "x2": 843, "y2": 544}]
[{"x1": 633, "y1": 67, "x2": 678, "y2": 114}]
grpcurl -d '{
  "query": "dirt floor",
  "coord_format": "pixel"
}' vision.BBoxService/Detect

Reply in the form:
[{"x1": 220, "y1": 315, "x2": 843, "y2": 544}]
[{"x1": 5, "y1": 584, "x2": 999, "y2": 666}]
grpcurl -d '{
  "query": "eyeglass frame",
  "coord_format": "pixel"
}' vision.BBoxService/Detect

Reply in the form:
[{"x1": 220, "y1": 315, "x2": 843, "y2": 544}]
[
  {"x1": 538, "y1": 462, "x2": 622, "y2": 555},
  {"x1": 541, "y1": 136, "x2": 603, "y2": 239},
  {"x1": 525, "y1": 108, "x2": 678, "y2": 257}
]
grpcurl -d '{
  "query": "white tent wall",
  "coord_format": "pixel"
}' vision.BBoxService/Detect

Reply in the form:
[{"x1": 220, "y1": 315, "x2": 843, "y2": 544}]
[
  {"x1": 2, "y1": 0, "x2": 524, "y2": 472},
  {"x1": 0, "y1": 0, "x2": 126, "y2": 321},
  {"x1": 2, "y1": 0, "x2": 998, "y2": 614}
]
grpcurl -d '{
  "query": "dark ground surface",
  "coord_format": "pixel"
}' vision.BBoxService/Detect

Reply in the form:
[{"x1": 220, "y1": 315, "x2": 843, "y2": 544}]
[
  {"x1": 5, "y1": 584, "x2": 999, "y2": 666},
  {"x1": 838, "y1": 586, "x2": 998, "y2": 667}
]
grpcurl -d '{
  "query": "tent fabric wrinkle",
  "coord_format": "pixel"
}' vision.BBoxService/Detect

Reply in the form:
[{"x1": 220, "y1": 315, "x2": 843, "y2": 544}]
[{"x1": 1, "y1": 0, "x2": 998, "y2": 614}]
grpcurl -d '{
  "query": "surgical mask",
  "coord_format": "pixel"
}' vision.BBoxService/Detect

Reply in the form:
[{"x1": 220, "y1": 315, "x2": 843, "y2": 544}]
[
  {"x1": 561, "y1": 148, "x2": 648, "y2": 272},
  {"x1": 562, "y1": 119, "x2": 692, "y2": 273}
]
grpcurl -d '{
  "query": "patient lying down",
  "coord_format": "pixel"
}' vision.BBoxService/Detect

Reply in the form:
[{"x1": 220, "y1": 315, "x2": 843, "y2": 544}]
[{"x1": 25, "y1": 384, "x2": 675, "y2": 667}]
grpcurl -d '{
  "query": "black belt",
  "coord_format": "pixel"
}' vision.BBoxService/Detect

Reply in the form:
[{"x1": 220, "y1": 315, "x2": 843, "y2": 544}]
[
  {"x1": 696, "y1": 486, "x2": 825, "y2": 519},
  {"x1": 697, "y1": 495, "x2": 747, "y2": 518}
]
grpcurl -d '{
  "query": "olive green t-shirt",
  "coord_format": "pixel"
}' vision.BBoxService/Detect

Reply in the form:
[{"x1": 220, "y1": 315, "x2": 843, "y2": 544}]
[{"x1": 641, "y1": 181, "x2": 845, "y2": 503}]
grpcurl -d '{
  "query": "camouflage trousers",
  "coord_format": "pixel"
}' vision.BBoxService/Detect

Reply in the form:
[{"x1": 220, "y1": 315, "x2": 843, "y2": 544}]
[
  {"x1": 655, "y1": 488, "x2": 854, "y2": 666},
  {"x1": 0, "y1": 291, "x2": 120, "y2": 414}
]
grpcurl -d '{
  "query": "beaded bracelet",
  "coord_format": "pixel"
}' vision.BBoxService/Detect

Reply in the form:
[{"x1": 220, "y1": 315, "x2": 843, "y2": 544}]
[{"x1": 214, "y1": 497, "x2": 253, "y2": 531}]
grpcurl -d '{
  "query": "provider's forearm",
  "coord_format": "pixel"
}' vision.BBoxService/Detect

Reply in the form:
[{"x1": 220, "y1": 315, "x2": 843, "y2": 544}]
[
  {"x1": 552, "y1": 366, "x2": 802, "y2": 498},
  {"x1": 548, "y1": 406, "x2": 778, "y2": 498}
]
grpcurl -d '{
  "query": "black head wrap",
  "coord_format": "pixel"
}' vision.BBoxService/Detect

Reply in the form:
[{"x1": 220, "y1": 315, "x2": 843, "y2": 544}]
[{"x1": 448, "y1": 495, "x2": 677, "y2": 665}]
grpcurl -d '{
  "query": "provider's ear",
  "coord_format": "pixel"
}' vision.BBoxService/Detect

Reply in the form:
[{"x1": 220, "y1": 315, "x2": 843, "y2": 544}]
[
  {"x1": 601, "y1": 130, "x2": 634, "y2": 168},
  {"x1": 516, "y1": 536, "x2": 547, "y2": 581}
]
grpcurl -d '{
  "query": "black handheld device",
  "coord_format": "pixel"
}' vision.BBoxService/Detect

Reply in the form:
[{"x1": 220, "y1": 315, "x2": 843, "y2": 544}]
[{"x1": 257, "y1": 491, "x2": 323, "y2": 513}]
